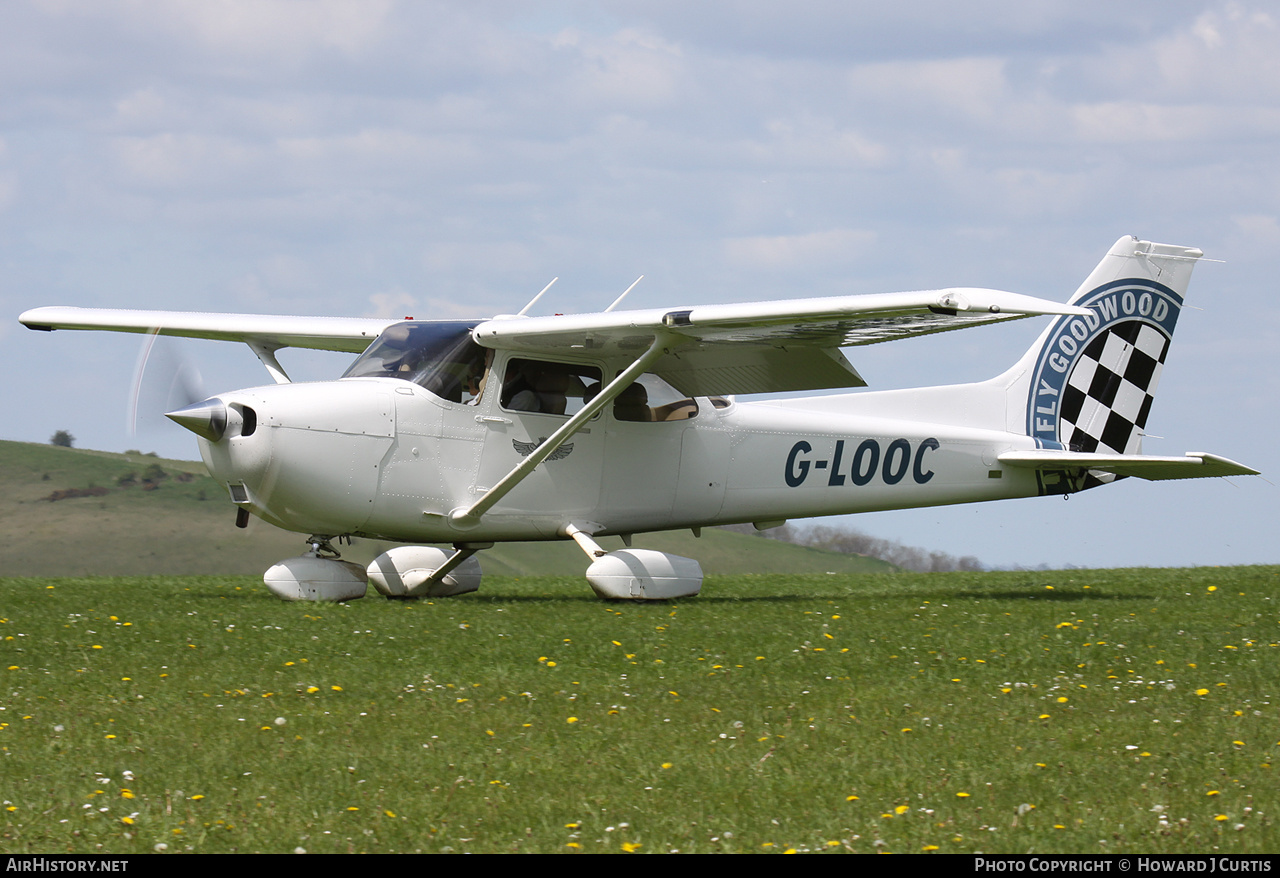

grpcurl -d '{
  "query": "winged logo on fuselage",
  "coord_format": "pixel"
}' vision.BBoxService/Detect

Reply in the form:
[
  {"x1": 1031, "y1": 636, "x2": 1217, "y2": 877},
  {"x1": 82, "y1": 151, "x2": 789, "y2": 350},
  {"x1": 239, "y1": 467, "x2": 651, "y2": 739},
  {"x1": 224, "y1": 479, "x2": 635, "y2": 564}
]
[{"x1": 513, "y1": 438, "x2": 574, "y2": 461}]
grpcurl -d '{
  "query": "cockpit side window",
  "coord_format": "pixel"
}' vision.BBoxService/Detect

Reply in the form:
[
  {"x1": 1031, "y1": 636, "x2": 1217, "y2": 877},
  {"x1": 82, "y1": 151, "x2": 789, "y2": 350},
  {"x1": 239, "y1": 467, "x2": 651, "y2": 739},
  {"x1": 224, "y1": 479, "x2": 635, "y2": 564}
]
[
  {"x1": 342, "y1": 321, "x2": 489, "y2": 404},
  {"x1": 500, "y1": 358, "x2": 602, "y2": 416}
]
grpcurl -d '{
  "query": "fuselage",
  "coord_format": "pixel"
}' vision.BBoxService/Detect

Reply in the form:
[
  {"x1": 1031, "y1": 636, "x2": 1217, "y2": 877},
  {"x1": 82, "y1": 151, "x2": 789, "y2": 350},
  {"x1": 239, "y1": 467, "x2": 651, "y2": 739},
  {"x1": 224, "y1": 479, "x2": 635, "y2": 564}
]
[{"x1": 197, "y1": 370, "x2": 1046, "y2": 544}]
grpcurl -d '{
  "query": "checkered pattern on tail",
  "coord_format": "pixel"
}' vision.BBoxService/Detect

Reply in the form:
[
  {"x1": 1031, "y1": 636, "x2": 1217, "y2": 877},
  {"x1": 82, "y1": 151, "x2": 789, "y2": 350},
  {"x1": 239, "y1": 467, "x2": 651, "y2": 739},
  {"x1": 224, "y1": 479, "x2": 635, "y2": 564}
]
[{"x1": 1058, "y1": 320, "x2": 1169, "y2": 456}]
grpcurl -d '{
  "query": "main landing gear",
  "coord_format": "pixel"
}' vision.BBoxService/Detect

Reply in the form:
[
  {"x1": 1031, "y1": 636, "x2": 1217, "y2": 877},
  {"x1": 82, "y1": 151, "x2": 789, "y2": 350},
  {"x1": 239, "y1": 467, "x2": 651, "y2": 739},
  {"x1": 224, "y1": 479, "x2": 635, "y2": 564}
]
[{"x1": 262, "y1": 530, "x2": 703, "y2": 602}]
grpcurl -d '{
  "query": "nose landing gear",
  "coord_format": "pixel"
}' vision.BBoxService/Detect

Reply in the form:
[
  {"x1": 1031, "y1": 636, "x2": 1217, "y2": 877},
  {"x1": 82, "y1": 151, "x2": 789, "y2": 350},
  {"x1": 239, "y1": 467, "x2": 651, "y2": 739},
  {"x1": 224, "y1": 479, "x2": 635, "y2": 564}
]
[{"x1": 263, "y1": 535, "x2": 368, "y2": 602}]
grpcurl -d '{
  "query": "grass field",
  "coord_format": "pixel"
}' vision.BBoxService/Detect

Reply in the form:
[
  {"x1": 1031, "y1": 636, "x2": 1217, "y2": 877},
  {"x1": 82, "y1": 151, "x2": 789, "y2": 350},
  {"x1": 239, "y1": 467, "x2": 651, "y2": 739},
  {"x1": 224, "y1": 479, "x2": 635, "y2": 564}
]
[{"x1": 2, "y1": 566, "x2": 1278, "y2": 854}]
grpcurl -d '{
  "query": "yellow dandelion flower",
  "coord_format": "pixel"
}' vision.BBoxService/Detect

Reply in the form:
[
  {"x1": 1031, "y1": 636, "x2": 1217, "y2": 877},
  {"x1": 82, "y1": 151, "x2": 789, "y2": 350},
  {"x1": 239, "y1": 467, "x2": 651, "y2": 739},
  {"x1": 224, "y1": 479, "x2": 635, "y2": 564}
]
[
  {"x1": 956, "y1": 792, "x2": 971, "y2": 798},
  {"x1": 1215, "y1": 814, "x2": 1228, "y2": 821},
  {"x1": 895, "y1": 805, "x2": 909, "y2": 815},
  {"x1": 923, "y1": 845, "x2": 939, "y2": 851},
  {"x1": 622, "y1": 842, "x2": 642, "y2": 853},
  {"x1": 566, "y1": 842, "x2": 581, "y2": 849},
  {"x1": 565, "y1": 823, "x2": 581, "y2": 829},
  {"x1": 121, "y1": 817, "x2": 134, "y2": 825},
  {"x1": 566, "y1": 716, "x2": 578, "y2": 723},
  {"x1": 1057, "y1": 697, "x2": 1068, "y2": 703},
  {"x1": 1196, "y1": 688, "x2": 1209, "y2": 696},
  {"x1": 1207, "y1": 790, "x2": 1220, "y2": 796},
  {"x1": 661, "y1": 762, "x2": 672, "y2": 769},
  {"x1": 546, "y1": 661, "x2": 556, "y2": 667},
  {"x1": 331, "y1": 685, "x2": 342, "y2": 691},
  {"x1": 846, "y1": 795, "x2": 859, "y2": 801},
  {"x1": 384, "y1": 810, "x2": 396, "y2": 818}
]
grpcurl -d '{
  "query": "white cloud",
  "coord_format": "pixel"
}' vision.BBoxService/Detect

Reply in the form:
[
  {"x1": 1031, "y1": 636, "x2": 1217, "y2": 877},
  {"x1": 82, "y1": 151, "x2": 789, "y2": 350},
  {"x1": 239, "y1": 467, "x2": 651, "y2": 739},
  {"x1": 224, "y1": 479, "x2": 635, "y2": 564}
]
[
  {"x1": 846, "y1": 57, "x2": 1010, "y2": 126},
  {"x1": 723, "y1": 228, "x2": 877, "y2": 270},
  {"x1": 551, "y1": 27, "x2": 687, "y2": 109},
  {"x1": 126, "y1": 0, "x2": 393, "y2": 59},
  {"x1": 109, "y1": 133, "x2": 259, "y2": 188},
  {"x1": 365, "y1": 287, "x2": 419, "y2": 319}
]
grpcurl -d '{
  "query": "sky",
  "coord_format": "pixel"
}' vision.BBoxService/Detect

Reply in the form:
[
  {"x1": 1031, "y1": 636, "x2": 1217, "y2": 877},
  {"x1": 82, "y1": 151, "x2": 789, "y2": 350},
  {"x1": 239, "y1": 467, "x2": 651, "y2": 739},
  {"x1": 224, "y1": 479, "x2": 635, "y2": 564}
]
[{"x1": 2, "y1": 0, "x2": 1276, "y2": 570}]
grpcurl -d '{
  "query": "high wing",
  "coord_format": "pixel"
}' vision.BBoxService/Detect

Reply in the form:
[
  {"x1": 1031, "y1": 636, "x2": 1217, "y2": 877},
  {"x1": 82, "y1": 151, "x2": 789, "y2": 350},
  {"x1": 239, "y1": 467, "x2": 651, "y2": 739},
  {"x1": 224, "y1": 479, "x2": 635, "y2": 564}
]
[
  {"x1": 21, "y1": 286, "x2": 1087, "y2": 397},
  {"x1": 998, "y1": 451, "x2": 1260, "y2": 481},
  {"x1": 474, "y1": 287, "x2": 1090, "y2": 396},
  {"x1": 18, "y1": 307, "x2": 404, "y2": 354}
]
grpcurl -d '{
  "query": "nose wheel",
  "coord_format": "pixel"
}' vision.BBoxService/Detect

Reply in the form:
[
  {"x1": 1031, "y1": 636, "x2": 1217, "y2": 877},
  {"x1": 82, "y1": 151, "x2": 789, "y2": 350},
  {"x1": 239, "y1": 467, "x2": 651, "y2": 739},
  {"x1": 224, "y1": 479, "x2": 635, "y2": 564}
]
[{"x1": 262, "y1": 534, "x2": 366, "y2": 601}]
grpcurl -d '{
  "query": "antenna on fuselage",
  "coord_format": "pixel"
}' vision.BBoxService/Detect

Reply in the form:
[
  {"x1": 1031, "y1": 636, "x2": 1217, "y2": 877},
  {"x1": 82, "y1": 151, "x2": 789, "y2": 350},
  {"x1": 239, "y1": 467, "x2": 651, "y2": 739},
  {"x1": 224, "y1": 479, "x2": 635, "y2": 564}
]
[
  {"x1": 604, "y1": 275, "x2": 644, "y2": 313},
  {"x1": 516, "y1": 278, "x2": 558, "y2": 317}
]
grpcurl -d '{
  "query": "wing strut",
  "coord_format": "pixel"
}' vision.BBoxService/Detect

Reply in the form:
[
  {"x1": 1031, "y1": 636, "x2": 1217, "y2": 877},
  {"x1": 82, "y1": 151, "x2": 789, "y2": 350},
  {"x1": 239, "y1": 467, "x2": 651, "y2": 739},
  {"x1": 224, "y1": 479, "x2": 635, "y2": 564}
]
[
  {"x1": 449, "y1": 333, "x2": 673, "y2": 527},
  {"x1": 247, "y1": 341, "x2": 291, "y2": 384}
]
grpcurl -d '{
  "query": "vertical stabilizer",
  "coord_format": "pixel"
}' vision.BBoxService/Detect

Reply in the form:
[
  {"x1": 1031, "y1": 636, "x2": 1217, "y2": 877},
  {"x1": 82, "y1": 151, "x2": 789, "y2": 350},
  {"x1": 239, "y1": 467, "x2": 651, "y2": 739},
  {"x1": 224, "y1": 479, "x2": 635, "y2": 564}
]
[{"x1": 1005, "y1": 237, "x2": 1203, "y2": 469}]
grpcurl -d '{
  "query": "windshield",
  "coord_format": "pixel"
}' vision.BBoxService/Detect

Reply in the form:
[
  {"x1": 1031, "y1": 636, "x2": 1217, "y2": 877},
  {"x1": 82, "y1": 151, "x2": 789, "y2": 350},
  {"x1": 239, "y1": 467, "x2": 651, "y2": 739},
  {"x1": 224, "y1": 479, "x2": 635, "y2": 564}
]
[{"x1": 342, "y1": 321, "x2": 488, "y2": 404}]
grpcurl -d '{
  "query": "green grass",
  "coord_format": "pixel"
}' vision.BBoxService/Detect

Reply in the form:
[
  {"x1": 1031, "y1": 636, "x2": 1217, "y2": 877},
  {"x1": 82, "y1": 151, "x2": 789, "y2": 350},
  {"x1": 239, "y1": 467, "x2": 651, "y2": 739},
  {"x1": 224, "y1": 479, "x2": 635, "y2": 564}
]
[{"x1": 2, "y1": 566, "x2": 1278, "y2": 853}]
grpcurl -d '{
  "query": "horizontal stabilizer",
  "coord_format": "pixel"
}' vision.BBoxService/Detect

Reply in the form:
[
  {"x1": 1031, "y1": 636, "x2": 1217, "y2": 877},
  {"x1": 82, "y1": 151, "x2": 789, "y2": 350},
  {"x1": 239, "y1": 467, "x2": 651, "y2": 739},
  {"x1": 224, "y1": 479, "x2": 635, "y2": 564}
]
[{"x1": 998, "y1": 450, "x2": 1259, "y2": 481}]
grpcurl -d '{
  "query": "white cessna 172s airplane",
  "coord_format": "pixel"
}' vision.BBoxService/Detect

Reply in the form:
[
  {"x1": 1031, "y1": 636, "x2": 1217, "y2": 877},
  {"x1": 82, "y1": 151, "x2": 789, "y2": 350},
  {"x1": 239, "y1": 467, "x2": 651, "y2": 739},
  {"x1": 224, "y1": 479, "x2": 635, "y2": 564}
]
[{"x1": 19, "y1": 236, "x2": 1258, "y2": 602}]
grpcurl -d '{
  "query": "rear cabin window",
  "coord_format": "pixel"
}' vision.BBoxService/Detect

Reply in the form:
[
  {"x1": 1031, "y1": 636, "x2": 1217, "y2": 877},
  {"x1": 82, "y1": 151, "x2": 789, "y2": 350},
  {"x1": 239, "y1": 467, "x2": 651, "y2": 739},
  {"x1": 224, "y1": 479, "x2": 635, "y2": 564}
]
[{"x1": 612, "y1": 373, "x2": 706, "y2": 422}]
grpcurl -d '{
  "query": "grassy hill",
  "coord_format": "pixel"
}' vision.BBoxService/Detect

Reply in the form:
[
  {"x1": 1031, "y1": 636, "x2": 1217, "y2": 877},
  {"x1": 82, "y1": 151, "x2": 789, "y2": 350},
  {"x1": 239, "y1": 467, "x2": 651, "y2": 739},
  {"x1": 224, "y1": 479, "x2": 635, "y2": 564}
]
[{"x1": 0, "y1": 439, "x2": 893, "y2": 578}]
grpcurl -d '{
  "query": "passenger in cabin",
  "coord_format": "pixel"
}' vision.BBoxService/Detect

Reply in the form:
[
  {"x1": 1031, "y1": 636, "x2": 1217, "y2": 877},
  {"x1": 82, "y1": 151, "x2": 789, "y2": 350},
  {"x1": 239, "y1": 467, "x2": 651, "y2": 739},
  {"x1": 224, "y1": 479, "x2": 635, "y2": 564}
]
[{"x1": 613, "y1": 382, "x2": 651, "y2": 422}]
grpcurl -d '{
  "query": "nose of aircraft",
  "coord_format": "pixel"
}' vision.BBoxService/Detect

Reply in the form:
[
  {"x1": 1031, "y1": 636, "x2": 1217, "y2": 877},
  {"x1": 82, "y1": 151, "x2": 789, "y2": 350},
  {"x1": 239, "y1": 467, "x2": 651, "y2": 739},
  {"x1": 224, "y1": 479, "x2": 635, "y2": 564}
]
[{"x1": 165, "y1": 398, "x2": 228, "y2": 441}]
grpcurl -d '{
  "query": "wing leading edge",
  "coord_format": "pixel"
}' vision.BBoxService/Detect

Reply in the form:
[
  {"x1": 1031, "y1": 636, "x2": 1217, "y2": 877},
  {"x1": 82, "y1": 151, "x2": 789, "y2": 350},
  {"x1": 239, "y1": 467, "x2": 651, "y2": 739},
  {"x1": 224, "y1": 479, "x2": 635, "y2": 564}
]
[{"x1": 19, "y1": 307, "x2": 406, "y2": 354}]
